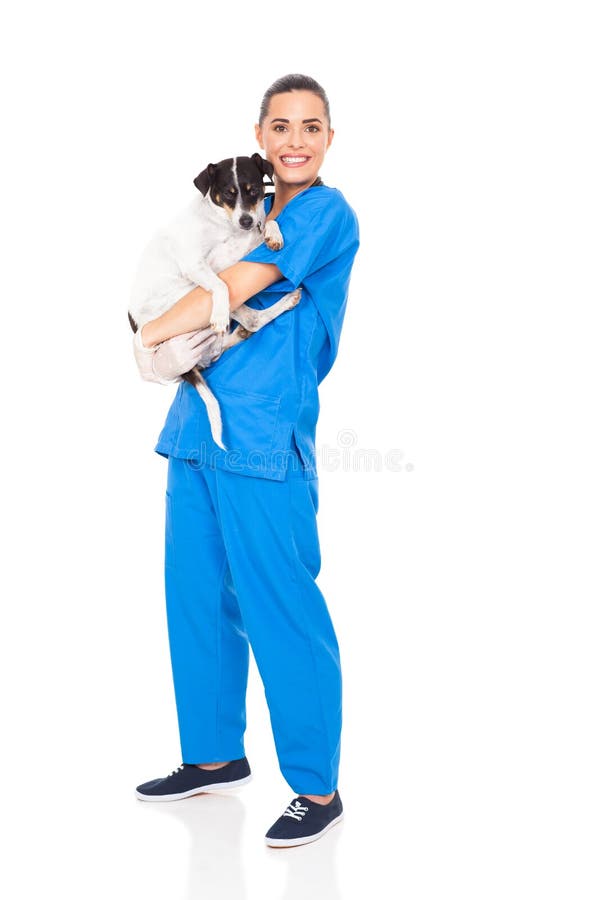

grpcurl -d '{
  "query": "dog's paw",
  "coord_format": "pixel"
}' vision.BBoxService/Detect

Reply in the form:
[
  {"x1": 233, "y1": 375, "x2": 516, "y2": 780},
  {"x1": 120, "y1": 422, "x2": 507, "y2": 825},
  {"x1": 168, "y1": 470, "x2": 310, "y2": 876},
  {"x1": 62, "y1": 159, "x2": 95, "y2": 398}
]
[
  {"x1": 287, "y1": 288, "x2": 302, "y2": 308},
  {"x1": 264, "y1": 219, "x2": 284, "y2": 251},
  {"x1": 210, "y1": 288, "x2": 231, "y2": 333},
  {"x1": 209, "y1": 309, "x2": 230, "y2": 333}
]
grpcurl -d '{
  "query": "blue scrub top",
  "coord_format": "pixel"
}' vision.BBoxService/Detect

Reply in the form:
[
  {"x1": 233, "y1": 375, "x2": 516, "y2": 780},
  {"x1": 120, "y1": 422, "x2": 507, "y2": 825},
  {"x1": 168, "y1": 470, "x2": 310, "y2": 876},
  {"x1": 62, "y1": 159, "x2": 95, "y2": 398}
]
[{"x1": 153, "y1": 183, "x2": 360, "y2": 481}]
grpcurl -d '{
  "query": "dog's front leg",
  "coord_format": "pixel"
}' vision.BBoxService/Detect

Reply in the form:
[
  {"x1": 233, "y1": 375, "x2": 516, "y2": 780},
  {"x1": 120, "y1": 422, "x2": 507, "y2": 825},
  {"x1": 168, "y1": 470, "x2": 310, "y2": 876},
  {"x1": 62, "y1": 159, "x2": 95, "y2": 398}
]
[
  {"x1": 178, "y1": 258, "x2": 231, "y2": 333},
  {"x1": 263, "y1": 219, "x2": 284, "y2": 250},
  {"x1": 205, "y1": 277, "x2": 230, "y2": 333}
]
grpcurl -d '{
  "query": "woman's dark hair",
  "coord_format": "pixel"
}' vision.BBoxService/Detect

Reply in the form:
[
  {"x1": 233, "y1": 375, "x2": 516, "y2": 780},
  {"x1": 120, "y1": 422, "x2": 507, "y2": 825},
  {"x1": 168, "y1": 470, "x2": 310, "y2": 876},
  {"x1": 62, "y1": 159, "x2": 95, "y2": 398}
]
[{"x1": 258, "y1": 74, "x2": 331, "y2": 130}]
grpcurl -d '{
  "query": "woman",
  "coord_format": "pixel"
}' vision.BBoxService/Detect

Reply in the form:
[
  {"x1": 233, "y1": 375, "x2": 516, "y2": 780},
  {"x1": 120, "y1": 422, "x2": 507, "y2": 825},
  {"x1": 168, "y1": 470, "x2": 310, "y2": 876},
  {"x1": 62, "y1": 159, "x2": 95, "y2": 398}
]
[{"x1": 132, "y1": 73, "x2": 360, "y2": 848}]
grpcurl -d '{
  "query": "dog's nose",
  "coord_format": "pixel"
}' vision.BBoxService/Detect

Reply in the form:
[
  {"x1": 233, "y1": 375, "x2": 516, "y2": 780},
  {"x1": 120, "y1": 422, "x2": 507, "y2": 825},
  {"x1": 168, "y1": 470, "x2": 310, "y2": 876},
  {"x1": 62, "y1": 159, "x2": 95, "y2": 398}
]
[{"x1": 239, "y1": 214, "x2": 253, "y2": 230}]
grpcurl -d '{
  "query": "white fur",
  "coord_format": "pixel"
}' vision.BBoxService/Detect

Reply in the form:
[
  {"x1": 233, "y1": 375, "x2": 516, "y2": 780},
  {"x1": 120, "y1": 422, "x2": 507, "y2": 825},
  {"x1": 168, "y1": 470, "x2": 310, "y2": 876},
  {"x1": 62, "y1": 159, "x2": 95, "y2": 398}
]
[
  {"x1": 129, "y1": 190, "x2": 266, "y2": 330},
  {"x1": 129, "y1": 162, "x2": 298, "y2": 451}
]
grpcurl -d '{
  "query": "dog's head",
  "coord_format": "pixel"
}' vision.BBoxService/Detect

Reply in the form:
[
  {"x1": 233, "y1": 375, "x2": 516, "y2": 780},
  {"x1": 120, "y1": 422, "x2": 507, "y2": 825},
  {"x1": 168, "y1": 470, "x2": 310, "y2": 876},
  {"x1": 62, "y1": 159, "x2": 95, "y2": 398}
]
[{"x1": 193, "y1": 154, "x2": 274, "y2": 233}]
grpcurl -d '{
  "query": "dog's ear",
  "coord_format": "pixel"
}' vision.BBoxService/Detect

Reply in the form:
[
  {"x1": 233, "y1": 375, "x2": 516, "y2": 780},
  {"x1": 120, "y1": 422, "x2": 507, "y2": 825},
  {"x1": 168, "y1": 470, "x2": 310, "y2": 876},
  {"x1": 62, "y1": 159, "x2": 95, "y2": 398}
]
[
  {"x1": 251, "y1": 152, "x2": 274, "y2": 181},
  {"x1": 193, "y1": 163, "x2": 216, "y2": 195}
]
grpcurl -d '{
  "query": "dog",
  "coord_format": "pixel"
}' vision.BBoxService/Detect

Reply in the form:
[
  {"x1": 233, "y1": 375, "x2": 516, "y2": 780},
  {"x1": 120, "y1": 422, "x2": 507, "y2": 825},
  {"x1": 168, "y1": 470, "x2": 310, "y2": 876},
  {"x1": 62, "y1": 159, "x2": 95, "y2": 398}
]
[{"x1": 128, "y1": 153, "x2": 301, "y2": 450}]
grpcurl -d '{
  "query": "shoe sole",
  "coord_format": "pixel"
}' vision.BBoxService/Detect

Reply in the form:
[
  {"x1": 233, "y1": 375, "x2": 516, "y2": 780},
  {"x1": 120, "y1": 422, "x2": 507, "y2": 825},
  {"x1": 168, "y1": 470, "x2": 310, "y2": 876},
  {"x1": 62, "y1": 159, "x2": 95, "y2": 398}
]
[
  {"x1": 135, "y1": 773, "x2": 252, "y2": 801},
  {"x1": 265, "y1": 811, "x2": 344, "y2": 848}
]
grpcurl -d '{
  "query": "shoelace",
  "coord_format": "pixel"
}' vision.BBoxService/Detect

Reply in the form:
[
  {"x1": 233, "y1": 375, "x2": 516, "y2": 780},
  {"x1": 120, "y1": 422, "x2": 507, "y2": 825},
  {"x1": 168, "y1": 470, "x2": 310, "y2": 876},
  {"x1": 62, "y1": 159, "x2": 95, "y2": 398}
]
[
  {"x1": 282, "y1": 799, "x2": 309, "y2": 821},
  {"x1": 169, "y1": 764, "x2": 185, "y2": 777}
]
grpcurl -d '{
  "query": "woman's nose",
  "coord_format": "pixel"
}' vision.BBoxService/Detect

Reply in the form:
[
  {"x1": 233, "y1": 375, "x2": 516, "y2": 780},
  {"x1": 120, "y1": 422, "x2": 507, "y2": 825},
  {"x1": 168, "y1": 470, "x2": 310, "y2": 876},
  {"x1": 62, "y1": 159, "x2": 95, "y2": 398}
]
[{"x1": 287, "y1": 131, "x2": 305, "y2": 148}]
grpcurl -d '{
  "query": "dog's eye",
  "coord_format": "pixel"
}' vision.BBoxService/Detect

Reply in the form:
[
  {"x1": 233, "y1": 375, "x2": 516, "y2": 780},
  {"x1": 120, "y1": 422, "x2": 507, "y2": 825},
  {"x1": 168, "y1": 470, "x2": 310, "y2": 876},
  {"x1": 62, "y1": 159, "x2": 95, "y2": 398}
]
[{"x1": 225, "y1": 188, "x2": 237, "y2": 198}]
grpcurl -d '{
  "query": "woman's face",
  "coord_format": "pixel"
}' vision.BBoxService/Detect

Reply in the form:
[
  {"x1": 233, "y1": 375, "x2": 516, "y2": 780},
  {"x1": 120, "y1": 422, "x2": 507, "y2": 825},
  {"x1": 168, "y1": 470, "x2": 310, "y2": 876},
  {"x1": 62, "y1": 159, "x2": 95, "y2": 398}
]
[{"x1": 255, "y1": 90, "x2": 334, "y2": 190}]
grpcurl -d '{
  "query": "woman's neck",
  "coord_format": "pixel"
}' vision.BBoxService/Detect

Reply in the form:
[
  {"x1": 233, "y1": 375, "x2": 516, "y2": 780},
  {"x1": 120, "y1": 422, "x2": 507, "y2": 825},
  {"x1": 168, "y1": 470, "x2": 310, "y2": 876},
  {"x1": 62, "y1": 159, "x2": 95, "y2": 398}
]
[{"x1": 267, "y1": 175, "x2": 323, "y2": 219}]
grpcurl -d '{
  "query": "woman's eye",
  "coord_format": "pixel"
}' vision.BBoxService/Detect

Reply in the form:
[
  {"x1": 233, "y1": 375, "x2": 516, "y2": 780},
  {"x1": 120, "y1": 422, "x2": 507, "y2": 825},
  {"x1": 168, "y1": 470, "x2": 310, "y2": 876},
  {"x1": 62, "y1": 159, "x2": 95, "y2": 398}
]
[{"x1": 273, "y1": 123, "x2": 319, "y2": 133}]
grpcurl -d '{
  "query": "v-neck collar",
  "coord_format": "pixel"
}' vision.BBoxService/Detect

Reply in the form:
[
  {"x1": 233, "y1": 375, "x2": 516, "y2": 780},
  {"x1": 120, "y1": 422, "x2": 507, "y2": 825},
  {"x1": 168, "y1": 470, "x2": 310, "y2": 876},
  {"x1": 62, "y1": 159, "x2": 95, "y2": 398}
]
[{"x1": 264, "y1": 176, "x2": 324, "y2": 216}]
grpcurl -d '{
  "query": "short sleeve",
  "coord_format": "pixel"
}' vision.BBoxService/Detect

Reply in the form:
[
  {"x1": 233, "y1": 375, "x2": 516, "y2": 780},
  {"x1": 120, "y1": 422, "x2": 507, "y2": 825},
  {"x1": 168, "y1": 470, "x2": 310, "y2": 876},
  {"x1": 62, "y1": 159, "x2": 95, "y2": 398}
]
[{"x1": 240, "y1": 188, "x2": 359, "y2": 288}]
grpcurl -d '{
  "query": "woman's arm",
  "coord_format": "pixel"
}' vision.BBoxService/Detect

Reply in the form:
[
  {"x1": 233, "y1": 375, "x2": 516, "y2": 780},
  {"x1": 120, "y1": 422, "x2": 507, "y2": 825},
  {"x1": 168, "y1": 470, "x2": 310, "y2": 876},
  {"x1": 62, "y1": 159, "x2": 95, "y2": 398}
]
[{"x1": 140, "y1": 260, "x2": 283, "y2": 347}]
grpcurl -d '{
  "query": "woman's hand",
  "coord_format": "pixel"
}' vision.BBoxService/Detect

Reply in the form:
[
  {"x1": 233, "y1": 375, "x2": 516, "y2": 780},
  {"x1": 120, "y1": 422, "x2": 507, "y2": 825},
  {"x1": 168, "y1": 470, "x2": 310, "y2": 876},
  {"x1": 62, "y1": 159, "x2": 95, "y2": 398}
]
[{"x1": 132, "y1": 326, "x2": 224, "y2": 385}]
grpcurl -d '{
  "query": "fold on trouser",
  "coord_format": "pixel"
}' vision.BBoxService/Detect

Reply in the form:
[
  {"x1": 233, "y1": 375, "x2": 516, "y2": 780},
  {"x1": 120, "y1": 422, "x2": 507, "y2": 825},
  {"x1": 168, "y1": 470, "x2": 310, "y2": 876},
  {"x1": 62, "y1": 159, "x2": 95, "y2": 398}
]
[{"x1": 211, "y1": 463, "x2": 342, "y2": 796}]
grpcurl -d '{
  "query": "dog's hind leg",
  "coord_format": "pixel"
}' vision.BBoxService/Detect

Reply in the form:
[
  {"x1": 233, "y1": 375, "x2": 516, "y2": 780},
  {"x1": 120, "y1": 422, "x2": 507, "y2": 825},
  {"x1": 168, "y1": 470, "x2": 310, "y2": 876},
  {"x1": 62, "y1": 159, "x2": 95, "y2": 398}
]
[
  {"x1": 213, "y1": 288, "x2": 303, "y2": 354},
  {"x1": 230, "y1": 288, "x2": 302, "y2": 334},
  {"x1": 220, "y1": 325, "x2": 253, "y2": 350}
]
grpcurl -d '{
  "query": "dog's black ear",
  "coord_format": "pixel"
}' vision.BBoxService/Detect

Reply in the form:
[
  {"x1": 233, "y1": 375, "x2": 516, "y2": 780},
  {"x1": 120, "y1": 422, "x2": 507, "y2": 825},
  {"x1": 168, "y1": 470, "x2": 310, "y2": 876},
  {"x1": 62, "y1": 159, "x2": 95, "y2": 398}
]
[
  {"x1": 251, "y1": 152, "x2": 274, "y2": 180},
  {"x1": 193, "y1": 163, "x2": 216, "y2": 195}
]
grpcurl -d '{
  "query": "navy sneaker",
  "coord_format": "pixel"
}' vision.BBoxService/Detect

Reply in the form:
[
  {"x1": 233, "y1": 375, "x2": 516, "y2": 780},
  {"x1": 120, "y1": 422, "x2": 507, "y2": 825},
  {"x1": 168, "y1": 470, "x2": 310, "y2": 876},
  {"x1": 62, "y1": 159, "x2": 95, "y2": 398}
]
[
  {"x1": 135, "y1": 757, "x2": 252, "y2": 801},
  {"x1": 265, "y1": 790, "x2": 344, "y2": 847}
]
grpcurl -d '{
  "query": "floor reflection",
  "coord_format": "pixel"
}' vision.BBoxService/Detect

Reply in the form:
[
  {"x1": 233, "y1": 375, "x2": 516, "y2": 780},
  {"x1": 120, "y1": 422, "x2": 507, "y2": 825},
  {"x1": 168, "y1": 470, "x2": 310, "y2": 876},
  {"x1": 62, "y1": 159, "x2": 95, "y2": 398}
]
[
  {"x1": 268, "y1": 820, "x2": 343, "y2": 900},
  {"x1": 134, "y1": 790, "x2": 343, "y2": 900},
  {"x1": 140, "y1": 791, "x2": 247, "y2": 899}
]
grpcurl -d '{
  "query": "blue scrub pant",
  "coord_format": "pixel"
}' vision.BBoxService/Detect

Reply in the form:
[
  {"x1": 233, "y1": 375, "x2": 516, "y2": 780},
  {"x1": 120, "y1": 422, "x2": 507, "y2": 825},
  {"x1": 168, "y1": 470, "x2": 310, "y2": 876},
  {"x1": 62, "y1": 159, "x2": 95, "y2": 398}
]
[{"x1": 163, "y1": 449, "x2": 342, "y2": 795}]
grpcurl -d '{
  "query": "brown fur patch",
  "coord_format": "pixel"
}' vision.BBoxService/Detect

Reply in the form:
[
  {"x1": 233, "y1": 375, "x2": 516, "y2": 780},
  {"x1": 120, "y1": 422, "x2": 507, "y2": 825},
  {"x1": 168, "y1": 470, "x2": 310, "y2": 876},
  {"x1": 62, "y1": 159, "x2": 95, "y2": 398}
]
[{"x1": 218, "y1": 196, "x2": 233, "y2": 218}]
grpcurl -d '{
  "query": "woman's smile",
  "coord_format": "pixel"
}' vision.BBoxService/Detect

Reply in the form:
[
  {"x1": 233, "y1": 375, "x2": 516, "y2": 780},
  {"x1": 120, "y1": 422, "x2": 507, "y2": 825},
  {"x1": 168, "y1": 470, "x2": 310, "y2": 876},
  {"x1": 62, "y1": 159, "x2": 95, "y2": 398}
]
[{"x1": 280, "y1": 155, "x2": 312, "y2": 167}]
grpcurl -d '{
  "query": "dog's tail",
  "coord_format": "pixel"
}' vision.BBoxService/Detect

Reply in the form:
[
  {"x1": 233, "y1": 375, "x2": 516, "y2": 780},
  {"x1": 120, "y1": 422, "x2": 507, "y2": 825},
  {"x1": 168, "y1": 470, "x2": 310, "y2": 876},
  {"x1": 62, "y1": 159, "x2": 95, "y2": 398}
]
[
  {"x1": 129, "y1": 312, "x2": 227, "y2": 449},
  {"x1": 181, "y1": 369, "x2": 227, "y2": 451}
]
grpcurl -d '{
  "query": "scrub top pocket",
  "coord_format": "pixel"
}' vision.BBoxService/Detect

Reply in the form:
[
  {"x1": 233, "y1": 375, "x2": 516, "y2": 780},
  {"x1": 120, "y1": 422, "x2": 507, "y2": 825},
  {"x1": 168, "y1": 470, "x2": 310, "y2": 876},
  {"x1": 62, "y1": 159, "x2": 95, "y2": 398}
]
[{"x1": 215, "y1": 386, "x2": 282, "y2": 461}]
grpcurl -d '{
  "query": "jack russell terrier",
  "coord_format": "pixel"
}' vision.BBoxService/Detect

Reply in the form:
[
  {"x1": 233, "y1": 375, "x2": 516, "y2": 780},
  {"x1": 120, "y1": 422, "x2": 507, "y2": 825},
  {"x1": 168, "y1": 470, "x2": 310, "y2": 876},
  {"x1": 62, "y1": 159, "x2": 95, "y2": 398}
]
[{"x1": 128, "y1": 153, "x2": 301, "y2": 450}]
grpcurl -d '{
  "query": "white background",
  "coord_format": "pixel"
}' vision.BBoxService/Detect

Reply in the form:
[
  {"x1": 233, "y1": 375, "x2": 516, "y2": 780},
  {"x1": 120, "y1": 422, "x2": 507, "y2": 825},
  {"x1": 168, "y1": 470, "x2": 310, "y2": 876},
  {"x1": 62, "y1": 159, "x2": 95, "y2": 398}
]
[{"x1": 2, "y1": 1, "x2": 599, "y2": 897}]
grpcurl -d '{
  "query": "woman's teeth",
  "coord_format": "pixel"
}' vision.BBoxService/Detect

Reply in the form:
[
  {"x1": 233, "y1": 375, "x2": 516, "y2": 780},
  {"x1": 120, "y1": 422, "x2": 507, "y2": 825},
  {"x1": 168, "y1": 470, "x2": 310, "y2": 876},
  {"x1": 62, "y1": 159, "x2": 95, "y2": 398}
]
[{"x1": 281, "y1": 156, "x2": 310, "y2": 165}]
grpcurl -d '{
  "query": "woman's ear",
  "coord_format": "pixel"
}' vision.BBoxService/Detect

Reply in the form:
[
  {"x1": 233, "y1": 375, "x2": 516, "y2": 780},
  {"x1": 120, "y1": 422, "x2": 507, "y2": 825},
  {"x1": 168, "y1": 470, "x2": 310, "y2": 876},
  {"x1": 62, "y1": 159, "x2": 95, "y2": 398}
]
[{"x1": 251, "y1": 152, "x2": 274, "y2": 180}]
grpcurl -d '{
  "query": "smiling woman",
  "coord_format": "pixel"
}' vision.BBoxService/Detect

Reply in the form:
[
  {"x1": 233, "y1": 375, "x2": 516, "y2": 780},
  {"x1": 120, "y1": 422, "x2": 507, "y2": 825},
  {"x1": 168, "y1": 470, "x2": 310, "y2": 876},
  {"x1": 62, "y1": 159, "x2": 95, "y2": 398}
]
[
  {"x1": 256, "y1": 79, "x2": 334, "y2": 211},
  {"x1": 132, "y1": 73, "x2": 361, "y2": 849}
]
